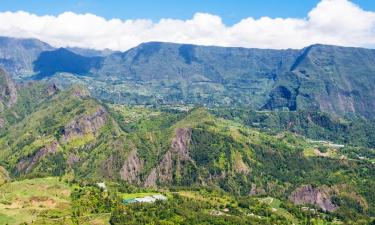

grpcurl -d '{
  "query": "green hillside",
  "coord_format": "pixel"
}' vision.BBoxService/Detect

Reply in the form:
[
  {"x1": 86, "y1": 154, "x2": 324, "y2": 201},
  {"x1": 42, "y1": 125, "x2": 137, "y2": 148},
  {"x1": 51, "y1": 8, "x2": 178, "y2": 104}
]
[
  {"x1": 0, "y1": 70, "x2": 374, "y2": 224},
  {"x1": 0, "y1": 85, "x2": 128, "y2": 180},
  {"x1": 212, "y1": 108, "x2": 375, "y2": 148}
]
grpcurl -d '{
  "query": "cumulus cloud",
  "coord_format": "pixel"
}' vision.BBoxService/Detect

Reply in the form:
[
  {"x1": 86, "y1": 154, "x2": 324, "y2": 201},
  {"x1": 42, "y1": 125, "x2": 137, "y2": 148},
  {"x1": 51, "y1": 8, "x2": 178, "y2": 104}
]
[{"x1": 0, "y1": 0, "x2": 375, "y2": 50}]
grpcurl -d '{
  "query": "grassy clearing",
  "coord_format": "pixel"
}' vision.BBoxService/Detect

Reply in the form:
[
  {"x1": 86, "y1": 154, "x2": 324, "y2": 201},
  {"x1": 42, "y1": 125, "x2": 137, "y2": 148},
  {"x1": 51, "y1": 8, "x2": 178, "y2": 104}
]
[
  {"x1": 177, "y1": 190, "x2": 233, "y2": 207},
  {"x1": 303, "y1": 147, "x2": 317, "y2": 157},
  {"x1": 303, "y1": 147, "x2": 339, "y2": 159},
  {"x1": 0, "y1": 177, "x2": 72, "y2": 225},
  {"x1": 259, "y1": 197, "x2": 298, "y2": 224}
]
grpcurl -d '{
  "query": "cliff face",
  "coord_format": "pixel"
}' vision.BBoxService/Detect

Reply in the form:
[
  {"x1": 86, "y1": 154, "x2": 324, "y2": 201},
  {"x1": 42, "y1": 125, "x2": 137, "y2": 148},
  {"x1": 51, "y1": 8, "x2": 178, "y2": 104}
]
[
  {"x1": 0, "y1": 67, "x2": 17, "y2": 109},
  {"x1": 0, "y1": 84, "x2": 121, "y2": 178},
  {"x1": 16, "y1": 141, "x2": 59, "y2": 174},
  {"x1": 290, "y1": 45, "x2": 375, "y2": 118},
  {"x1": 61, "y1": 107, "x2": 108, "y2": 143},
  {"x1": 120, "y1": 150, "x2": 144, "y2": 184},
  {"x1": 289, "y1": 185, "x2": 338, "y2": 212},
  {"x1": 0, "y1": 67, "x2": 18, "y2": 129},
  {"x1": 145, "y1": 128, "x2": 193, "y2": 187}
]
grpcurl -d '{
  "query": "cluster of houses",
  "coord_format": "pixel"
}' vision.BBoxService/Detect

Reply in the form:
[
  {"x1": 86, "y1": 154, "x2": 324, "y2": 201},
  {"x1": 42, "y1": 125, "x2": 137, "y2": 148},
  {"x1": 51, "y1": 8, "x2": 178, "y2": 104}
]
[
  {"x1": 96, "y1": 182, "x2": 168, "y2": 204},
  {"x1": 123, "y1": 194, "x2": 168, "y2": 204}
]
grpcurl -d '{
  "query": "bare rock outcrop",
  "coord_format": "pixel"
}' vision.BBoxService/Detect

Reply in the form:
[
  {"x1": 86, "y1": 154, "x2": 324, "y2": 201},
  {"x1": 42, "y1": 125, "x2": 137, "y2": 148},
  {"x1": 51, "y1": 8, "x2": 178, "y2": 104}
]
[
  {"x1": 61, "y1": 107, "x2": 107, "y2": 143},
  {"x1": 0, "y1": 67, "x2": 17, "y2": 108},
  {"x1": 47, "y1": 83, "x2": 58, "y2": 96},
  {"x1": 145, "y1": 128, "x2": 193, "y2": 187},
  {"x1": 289, "y1": 185, "x2": 338, "y2": 212},
  {"x1": 67, "y1": 153, "x2": 80, "y2": 166},
  {"x1": 120, "y1": 150, "x2": 144, "y2": 184},
  {"x1": 16, "y1": 141, "x2": 59, "y2": 173}
]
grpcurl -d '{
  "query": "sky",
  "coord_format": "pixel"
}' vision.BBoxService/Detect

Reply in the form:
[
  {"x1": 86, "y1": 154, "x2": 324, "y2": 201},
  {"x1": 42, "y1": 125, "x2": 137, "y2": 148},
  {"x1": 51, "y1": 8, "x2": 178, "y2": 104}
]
[
  {"x1": 0, "y1": 0, "x2": 375, "y2": 50},
  {"x1": 0, "y1": 0, "x2": 325, "y2": 25}
]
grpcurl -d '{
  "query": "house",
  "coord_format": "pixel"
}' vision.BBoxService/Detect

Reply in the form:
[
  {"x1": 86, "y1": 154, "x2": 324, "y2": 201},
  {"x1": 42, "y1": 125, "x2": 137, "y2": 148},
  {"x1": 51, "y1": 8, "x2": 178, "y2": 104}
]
[
  {"x1": 97, "y1": 182, "x2": 107, "y2": 191},
  {"x1": 134, "y1": 196, "x2": 156, "y2": 203}
]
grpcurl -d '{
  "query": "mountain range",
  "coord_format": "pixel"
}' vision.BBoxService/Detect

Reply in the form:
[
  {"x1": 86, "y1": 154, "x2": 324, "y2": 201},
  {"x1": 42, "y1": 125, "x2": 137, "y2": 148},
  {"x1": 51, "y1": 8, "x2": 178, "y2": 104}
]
[
  {"x1": 1, "y1": 36, "x2": 375, "y2": 119},
  {"x1": 0, "y1": 36, "x2": 374, "y2": 224}
]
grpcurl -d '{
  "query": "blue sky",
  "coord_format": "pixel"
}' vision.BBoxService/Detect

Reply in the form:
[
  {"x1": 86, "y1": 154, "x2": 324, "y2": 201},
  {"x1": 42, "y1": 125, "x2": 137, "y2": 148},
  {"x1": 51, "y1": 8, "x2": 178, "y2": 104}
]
[{"x1": 0, "y1": 0, "x2": 374, "y2": 25}]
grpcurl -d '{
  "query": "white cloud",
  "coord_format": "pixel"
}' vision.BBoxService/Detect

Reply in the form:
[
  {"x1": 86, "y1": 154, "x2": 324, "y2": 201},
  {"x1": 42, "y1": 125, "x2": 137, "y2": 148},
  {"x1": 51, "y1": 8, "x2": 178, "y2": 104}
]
[{"x1": 0, "y1": 0, "x2": 375, "y2": 51}]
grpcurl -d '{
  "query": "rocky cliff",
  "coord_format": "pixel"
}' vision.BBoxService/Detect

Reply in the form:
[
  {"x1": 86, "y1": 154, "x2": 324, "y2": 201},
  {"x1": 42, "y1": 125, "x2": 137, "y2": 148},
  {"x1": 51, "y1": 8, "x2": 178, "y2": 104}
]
[
  {"x1": 61, "y1": 106, "x2": 108, "y2": 143},
  {"x1": 16, "y1": 141, "x2": 59, "y2": 174},
  {"x1": 145, "y1": 128, "x2": 194, "y2": 187},
  {"x1": 0, "y1": 67, "x2": 17, "y2": 109},
  {"x1": 289, "y1": 185, "x2": 338, "y2": 212}
]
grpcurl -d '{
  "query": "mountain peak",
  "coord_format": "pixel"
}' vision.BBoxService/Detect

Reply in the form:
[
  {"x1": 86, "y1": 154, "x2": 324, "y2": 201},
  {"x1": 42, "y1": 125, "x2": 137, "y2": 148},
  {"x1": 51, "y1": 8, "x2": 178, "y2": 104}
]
[{"x1": 0, "y1": 36, "x2": 52, "y2": 49}]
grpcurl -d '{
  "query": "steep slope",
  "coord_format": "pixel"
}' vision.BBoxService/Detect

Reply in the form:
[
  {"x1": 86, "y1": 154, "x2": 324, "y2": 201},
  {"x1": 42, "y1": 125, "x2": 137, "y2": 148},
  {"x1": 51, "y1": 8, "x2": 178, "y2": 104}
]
[
  {"x1": 109, "y1": 106, "x2": 374, "y2": 215},
  {"x1": 0, "y1": 37, "x2": 110, "y2": 79},
  {"x1": 33, "y1": 48, "x2": 103, "y2": 79},
  {"x1": 0, "y1": 36, "x2": 53, "y2": 78},
  {"x1": 0, "y1": 85, "x2": 127, "y2": 179},
  {"x1": 0, "y1": 67, "x2": 17, "y2": 110},
  {"x1": 0, "y1": 67, "x2": 59, "y2": 129},
  {"x1": 212, "y1": 108, "x2": 375, "y2": 148},
  {"x1": 0, "y1": 90, "x2": 373, "y2": 215},
  {"x1": 91, "y1": 42, "x2": 299, "y2": 107},
  {"x1": 291, "y1": 44, "x2": 375, "y2": 118}
]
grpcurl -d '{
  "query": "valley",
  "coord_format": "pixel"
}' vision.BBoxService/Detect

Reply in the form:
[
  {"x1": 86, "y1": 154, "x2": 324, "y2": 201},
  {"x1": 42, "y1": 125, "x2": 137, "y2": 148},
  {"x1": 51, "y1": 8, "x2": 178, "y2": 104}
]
[{"x1": 0, "y1": 37, "x2": 374, "y2": 224}]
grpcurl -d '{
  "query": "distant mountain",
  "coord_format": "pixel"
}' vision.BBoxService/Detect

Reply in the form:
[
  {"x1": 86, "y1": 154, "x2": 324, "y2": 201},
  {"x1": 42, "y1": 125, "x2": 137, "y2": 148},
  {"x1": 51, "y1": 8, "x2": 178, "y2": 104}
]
[
  {"x1": 1, "y1": 37, "x2": 375, "y2": 118},
  {"x1": 0, "y1": 36, "x2": 111, "y2": 78},
  {"x1": 289, "y1": 44, "x2": 375, "y2": 118},
  {"x1": 0, "y1": 36, "x2": 53, "y2": 78},
  {"x1": 88, "y1": 42, "x2": 299, "y2": 106},
  {"x1": 73, "y1": 42, "x2": 375, "y2": 119},
  {"x1": 33, "y1": 48, "x2": 102, "y2": 79}
]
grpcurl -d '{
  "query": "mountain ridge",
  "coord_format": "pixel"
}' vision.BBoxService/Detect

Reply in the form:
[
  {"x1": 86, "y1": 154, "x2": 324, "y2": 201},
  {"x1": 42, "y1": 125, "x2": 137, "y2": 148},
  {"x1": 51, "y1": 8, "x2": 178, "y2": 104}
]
[{"x1": 1, "y1": 36, "x2": 375, "y2": 119}]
